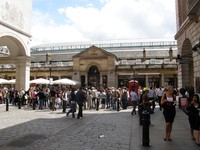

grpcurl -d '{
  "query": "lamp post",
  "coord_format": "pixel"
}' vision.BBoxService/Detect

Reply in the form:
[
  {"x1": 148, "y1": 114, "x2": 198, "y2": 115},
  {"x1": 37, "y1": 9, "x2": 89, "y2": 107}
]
[
  {"x1": 132, "y1": 68, "x2": 137, "y2": 91},
  {"x1": 46, "y1": 53, "x2": 52, "y2": 84}
]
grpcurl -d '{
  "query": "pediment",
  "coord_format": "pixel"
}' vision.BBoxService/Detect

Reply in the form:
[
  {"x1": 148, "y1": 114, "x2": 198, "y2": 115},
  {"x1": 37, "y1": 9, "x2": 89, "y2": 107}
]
[{"x1": 73, "y1": 45, "x2": 116, "y2": 58}]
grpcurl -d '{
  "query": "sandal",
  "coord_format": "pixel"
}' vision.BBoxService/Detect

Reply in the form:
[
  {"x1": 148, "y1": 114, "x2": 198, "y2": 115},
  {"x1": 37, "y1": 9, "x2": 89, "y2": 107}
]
[
  {"x1": 196, "y1": 143, "x2": 200, "y2": 146},
  {"x1": 168, "y1": 138, "x2": 172, "y2": 141},
  {"x1": 192, "y1": 137, "x2": 195, "y2": 140}
]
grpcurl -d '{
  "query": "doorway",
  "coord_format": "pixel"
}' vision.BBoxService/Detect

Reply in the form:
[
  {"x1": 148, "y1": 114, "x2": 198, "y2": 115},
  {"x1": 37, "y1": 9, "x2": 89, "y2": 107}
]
[{"x1": 88, "y1": 65, "x2": 100, "y2": 87}]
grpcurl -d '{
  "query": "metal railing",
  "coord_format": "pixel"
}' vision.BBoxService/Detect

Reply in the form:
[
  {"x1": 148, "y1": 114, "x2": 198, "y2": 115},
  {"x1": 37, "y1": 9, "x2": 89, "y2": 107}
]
[{"x1": 31, "y1": 40, "x2": 177, "y2": 52}]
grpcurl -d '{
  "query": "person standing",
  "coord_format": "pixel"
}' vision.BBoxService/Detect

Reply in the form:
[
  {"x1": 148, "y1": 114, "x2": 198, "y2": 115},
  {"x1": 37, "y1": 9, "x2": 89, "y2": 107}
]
[
  {"x1": 121, "y1": 88, "x2": 129, "y2": 109},
  {"x1": 130, "y1": 88, "x2": 138, "y2": 115},
  {"x1": 49, "y1": 87, "x2": 57, "y2": 111},
  {"x1": 67, "y1": 88, "x2": 77, "y2": 118},
  {"x1": 75, "y1": 87, "x2": 86, "y2": 119},
  {"x1": 62, "y1": 87, "x2": 68, "y2": 113},
  {"x1": 36, "y1": 88, "x2": 46, "y2": 110},
  {"x1": 91, "y1": 87, "x2": 97, "y2": 109},
  {"x1": 142, "y1": 88, "x2": 154, "y2": 114},
  {"x1": 148, "y1": 87, "x2": 156, "y2": 112},
  {"x1": 86, "y1": 89, "x2": 92, "y2": 110},
  {"x1": 14, "y1": 90, "x2": 20, "y2": 109},
  {"x1": 105, "y1": 89, "x2": 111, "y2": 109},
  {"x1": 185, "y1": 94, "x2": 200, "y2": 146},
  {"x1": 161, "y1": 86, "x2": 176, "y2": 141}
]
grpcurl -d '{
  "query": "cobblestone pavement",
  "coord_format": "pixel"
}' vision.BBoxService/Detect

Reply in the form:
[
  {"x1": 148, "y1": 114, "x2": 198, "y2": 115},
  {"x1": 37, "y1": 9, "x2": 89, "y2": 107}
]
[
  {"x1": 0, "y1": 104, "x2": 200, "y2": 150},
  {"x1": 0, "y1": 105, "x2": 135, "y2": 150}
]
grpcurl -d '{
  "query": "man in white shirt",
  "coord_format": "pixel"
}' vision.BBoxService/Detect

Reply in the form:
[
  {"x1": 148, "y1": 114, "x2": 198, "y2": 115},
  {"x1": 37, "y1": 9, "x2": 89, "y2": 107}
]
[
  {"x1": 130, "y1": 88, "x2": 138, "y2": 115},
  {"x1": 148, "y1": 87, "x2": 156, "y2": 111},
  {"x1": 156, "y1": 87, "x2": 164, "y2": 110}
]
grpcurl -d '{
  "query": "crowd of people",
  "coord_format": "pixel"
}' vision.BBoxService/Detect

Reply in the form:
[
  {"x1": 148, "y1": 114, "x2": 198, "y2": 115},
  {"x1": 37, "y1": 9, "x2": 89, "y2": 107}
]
[
  {"x1": 0, "y1": 85, "x2": 200, "y2": 146},
  {"x1": 0, "y1": 86, "x2": 131, "y2": 114}
]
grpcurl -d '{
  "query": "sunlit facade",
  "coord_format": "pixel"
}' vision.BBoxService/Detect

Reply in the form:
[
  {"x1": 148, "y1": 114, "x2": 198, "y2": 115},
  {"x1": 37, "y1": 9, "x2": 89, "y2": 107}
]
[{"x1": 25, "y1": 40, "x2": 178, "y2": 88}]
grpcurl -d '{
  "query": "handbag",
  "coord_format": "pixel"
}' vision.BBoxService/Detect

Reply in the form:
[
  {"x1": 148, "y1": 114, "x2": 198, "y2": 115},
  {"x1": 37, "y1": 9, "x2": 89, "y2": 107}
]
[{"x1": 182, "y1": 107, "x2": 190, "y2": 115}]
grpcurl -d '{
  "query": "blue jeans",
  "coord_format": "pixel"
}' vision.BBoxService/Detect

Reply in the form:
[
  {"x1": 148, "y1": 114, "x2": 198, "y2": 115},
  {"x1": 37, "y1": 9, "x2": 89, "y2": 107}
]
[
  {"x1": 112, "y1": 100, "x2": 116, "y2": 110},
  {"x1": 39, "y1": 99, "x2": 44, "y2": 109}
]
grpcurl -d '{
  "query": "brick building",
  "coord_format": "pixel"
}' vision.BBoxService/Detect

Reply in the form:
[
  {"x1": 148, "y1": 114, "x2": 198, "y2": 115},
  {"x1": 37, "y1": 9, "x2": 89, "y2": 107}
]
[{"x1": 175, "y1": 0, "x2": 200, "y2": 92}]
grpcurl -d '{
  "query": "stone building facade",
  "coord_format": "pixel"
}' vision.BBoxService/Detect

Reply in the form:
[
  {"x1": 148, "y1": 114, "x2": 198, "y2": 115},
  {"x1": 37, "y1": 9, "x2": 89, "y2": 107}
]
[
  {"x1": 27, "y1": 40, "x2": 178, "y2": 89},
  {"x1": 175, "y1": 0, "x2": 200, "y2": 92},
  {"x1": 0, "y1": 0, "x2": 32, "y2": 90}
]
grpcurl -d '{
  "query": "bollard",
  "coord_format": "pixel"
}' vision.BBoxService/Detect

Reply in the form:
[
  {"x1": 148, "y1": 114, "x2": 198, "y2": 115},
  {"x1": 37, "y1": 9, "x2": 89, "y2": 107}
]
[
  {"x1": 117, "y1": 99, "x2": 119, "y2": 111},
  {"x1": 6, "y1": 98, "x2": 9, "y2": 111},
  {"x1": 138, "y1": 104, "x2": 143, "y2": 125},
  {"x1": 142, "y1": 110, "x2": 150, "y2": 147}
]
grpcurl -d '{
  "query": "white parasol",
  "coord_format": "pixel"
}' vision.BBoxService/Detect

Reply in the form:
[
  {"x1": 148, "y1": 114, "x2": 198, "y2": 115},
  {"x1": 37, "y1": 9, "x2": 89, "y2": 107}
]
[
  {"x1": 52, "y1": 78, "x2": 80, "y2": 85},
  {"x1": 29, "y1": 78, "x2": 50, "y2": 84}
]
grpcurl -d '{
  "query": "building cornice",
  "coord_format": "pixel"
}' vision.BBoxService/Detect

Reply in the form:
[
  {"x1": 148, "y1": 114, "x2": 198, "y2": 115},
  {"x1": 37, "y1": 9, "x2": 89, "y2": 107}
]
[
  {"x1": 0, "y1": 20, "x2": 32, "y2": 38},
  {"x1": 174, "y1": 17, "x2": 192, "y2": 40}
]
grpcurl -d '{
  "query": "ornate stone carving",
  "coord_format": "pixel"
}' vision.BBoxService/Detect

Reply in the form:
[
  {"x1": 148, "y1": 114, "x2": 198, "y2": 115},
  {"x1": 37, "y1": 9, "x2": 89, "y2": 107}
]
[{"x1": 1, "y1": 1, "x2": 24, "y2": 29}]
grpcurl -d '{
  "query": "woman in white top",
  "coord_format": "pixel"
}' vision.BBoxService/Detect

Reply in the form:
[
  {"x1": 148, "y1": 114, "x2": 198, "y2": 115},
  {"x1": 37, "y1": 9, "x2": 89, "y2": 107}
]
[{"x1": 161, "y1": 86, "x2": 176, "y2": 141}]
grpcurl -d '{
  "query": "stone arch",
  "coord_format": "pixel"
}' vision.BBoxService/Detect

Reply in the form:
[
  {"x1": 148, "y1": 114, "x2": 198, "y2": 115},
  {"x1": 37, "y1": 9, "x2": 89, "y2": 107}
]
[
  {"x1": 0, "y1": 33, "x2": 28, "y2": 57},
  {"x1": 0, "y1": 33, "x2": 30, "y2": 90},
  {"x1": 87, "y1": 65, "x2": 101, "y2": 88},
  {"x1": 179, "y1": 38, "x2": 194, "y2": 88},
  {"x1": 86, "y1": 63, "x2": 101, "y2": 72}
]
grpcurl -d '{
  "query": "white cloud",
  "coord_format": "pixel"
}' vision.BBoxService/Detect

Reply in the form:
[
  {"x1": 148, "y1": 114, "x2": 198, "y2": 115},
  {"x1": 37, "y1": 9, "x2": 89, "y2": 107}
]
[{"x1": 30, "y1": 0, "x2": 176, "y2": 46}]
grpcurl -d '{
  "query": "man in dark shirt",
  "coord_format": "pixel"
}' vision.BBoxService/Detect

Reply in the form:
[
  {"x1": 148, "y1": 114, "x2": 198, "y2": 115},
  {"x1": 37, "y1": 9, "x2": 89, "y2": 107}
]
[
  {"x1": 76, "y1": 87, "x2": 86, "y2": 119},
  {"x1": 49, "y1": 87, "x2": 57, "y2": 111},
  {"x1": 36, "y1": 88, "x2": 46, "y2": 110}
]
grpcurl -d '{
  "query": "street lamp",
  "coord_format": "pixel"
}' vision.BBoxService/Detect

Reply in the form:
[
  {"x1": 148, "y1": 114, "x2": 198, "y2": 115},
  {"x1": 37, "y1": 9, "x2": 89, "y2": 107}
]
[
  {"x1": 176, "y1": 53, "x2": 192, "y2": 64},
  {"x1": 192, "y1": 41, "x2": 200, "y2": 52}
]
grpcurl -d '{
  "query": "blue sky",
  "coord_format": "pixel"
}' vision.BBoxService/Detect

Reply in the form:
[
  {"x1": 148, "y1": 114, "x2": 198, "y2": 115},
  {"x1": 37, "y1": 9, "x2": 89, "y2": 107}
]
[
  {"x1": 32, "y1": 0, "x2": 104, "y2": 24},
  {"x1": 31, "y1": 0, "x2": 176, "y2": 46}
]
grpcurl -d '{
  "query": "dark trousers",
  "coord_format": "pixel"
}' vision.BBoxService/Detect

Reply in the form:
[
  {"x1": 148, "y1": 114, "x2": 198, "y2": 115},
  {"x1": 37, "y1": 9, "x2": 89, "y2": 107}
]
[
  {"x1": 77, "y1": 102, "x2": 83, "y2": 119},
  {"x1": 96, "y1": 99, "x2": 99, "y2": 111},
  {"x1": 121, "y1": 99, "x2": 127, "y2": 109},
  {"x1": 132, "y1": 101, "x2": 137, "y2": 114},
  {"x1": 158, "y1": 96, "x2": 162, "y2": 110},
  {"x1": 92, "y1": 98, "x2": 96, "y2": 108},
  {"x1": 32, "y1": 98, "x2": 37, "y2": 110},
  {"x1": 63, "y1": 100, "x2": 67, "y2": 113}
]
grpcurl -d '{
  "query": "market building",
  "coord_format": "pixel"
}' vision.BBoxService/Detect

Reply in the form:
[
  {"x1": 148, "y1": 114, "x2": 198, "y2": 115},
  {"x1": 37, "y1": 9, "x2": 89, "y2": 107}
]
[{"x1": 26, "y1": 40, "x2": 178, "y2": 88}]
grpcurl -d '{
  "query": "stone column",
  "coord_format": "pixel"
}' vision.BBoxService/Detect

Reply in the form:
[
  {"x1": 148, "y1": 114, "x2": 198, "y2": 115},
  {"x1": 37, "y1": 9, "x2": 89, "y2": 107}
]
[
  {"x1": 15, "y1": 61, "x2": 31, "y2": 91},
  {"x1": 160, "y1": 74, "x2": 165, "y2": 87},
  {"x1": 107, "y1": 70, "x2": 116, "y2": 88}
]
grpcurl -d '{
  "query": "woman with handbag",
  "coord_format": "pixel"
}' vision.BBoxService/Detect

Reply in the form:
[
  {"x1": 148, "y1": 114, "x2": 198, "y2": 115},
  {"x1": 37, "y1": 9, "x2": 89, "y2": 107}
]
[{"x1": 185, "y1": 94, "x2": 200, "y2": 146}]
